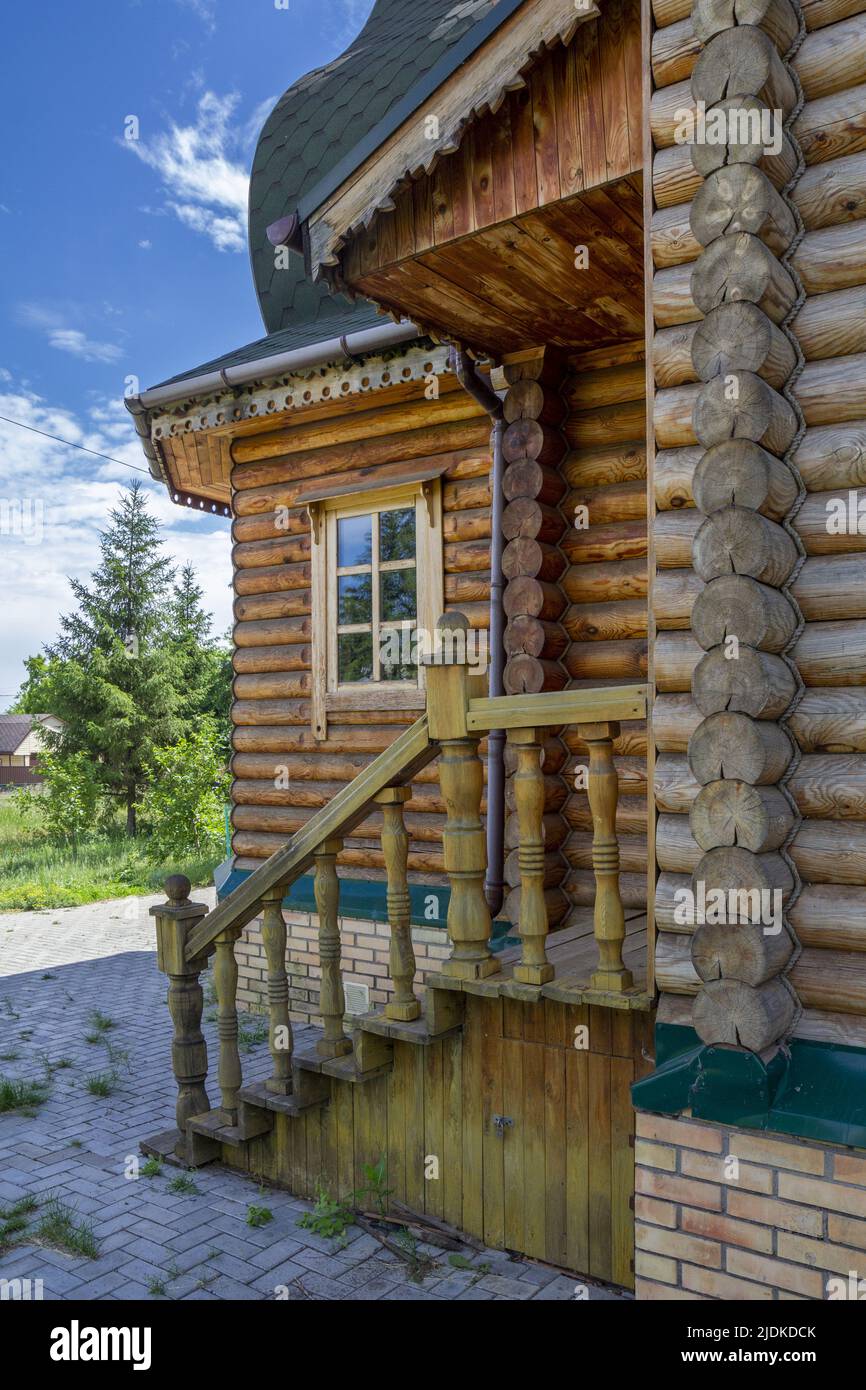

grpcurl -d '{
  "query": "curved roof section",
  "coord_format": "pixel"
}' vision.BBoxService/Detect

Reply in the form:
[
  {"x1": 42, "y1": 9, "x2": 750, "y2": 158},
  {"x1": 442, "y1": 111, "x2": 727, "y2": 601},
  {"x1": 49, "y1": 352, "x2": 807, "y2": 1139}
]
[{"x1": 249, "y1": 0, "x2": 499, "y2": 335}]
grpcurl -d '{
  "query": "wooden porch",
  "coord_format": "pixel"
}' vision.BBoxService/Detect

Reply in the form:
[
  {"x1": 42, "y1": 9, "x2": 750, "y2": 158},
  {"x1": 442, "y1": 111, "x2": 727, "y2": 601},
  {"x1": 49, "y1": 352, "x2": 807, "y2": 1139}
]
[{"x1": 145, "y1": 619, "x2": 651, "y2": 1285}]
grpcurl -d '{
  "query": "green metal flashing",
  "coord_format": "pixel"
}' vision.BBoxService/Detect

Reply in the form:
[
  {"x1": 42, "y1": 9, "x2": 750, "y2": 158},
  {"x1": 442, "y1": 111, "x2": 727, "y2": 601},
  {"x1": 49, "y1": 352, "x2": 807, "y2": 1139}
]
[{"x1": 632, "y1": 1022, "x2": 866, "y2": 1152}]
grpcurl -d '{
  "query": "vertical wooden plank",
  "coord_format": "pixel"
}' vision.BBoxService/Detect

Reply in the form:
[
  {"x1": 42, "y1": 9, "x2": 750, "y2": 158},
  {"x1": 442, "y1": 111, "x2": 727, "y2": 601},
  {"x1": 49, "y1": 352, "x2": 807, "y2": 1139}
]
[
  {"x1": 588, "y1": 1052, "x2": 613, "y2": 1283},
  {"x1": 611, "y1": 1055, "x2": 636, "y2": 1289},
  {"x1": 545, "y1": 998, "x2": 569, "y2": 1050},
  {"x1": 599, "y1": 0, "x2": 632, "y2": 181},
  {"x1": 305, "y1": 1110, "x2": 323, "y2": 1202},
  {"x1": 405, "y1": 1047, "x2": 426, "y2": 1214},
  {"x1": 470, "y1": 119, "x2": 496, "y2": 232},
  {"x1": 589, "y1": 1003, "x2": 612, "y2": 1057},
  {"x1": 461, "y1": 994, "x2": 484, "y2": 1241},
  {"x1": 441, "y1": 1033, "x2": 464, "y2": 1230},
  {"x1": 565, "y1": 1047, "x2": 590, "y2": 1274},
  {"x1": 502, "y1": 1037, "x2": 525, "y2": 1254},
  {"x1": 491, "y1": 101, "x2": 518, "y2": 224},
  {"x1": 336, "y1": 1081, "x2": 355, "y2": 1204},
  {"x1": 624, "y1": 0, "x2": 645, "y2": 173},
  {"x1": 555, "y1": 39, "x2": 584, "y2": 200},
  {"x1": 531, "y1": 53, "x2": 561, "y2": 209},
  {"x1": 393, "y1": 186, "x2": 416, "y2": 263},
  {"x1": 523, "y1": 1040, "x2": 547, "y2": 1260},
  {"x1": 431, "y1": 157, "x2": 455, "y2": 248},
  {"x1": 386, "y1": 1044, "x2": 408, "y2": 1206},
  {"x1": 450, "y1": 139, "x2": 475, "y2": 240},
  {"x1": 424, "y1": 1041, "x2": 445, "y2": 1220},
  {"x1": 642, "y1": 0, "x2": 658, "y2": 998},
  {"x1": 502, "y1": 995, "x2": 524, "y2": 1040},
  {"x1": 481, "y1": 997, "x2": 505, "y2": 1249},
  {"x1": 574, "y1": 18, "x2": 607, "y2": 189},
  {"x1": 510, "y1": 83, "x2": 539, "y2": 215},
  {"x1": 523, "y1": 997, "x2": 547, "y2": 1046},
  {"x1": 290, "y1": 1109, "x2": 306, "y2": 1198},
  {"x1": 412, "y1": 175, "x2": 434, "y2": 257},
  {"x1": 544, "y1": 1045, "x2": 568, "y2": 1268},
  {"x1": 320, "y1": 1088, "x2": 340, "y2": 1197},
  {"x1": 611, "y1": 1008, "x2": 634, "y2": 1059}
]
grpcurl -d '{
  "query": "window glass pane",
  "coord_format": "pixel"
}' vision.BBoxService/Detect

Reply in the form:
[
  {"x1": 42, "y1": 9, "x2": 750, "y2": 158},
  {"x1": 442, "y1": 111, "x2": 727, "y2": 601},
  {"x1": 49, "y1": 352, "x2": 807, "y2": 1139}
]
[
  {"x1": 381, "y1": 567, "x2": 417, "y2": 622},
  {"x1": 381, "y1": 627, "x2": 418, "y2": 683},
  {"x1": 338, "y1": 513, "x2": 372, "y2": 568},
  {"x1": 338, "y1": 574, "x2": 372, "y2": 625},
  {"x1": 338, "y1": 632, "x2": 373, "y2": 684},
  {"x1": 380, "y1": 507, "x2": 415, "y2": 563}
]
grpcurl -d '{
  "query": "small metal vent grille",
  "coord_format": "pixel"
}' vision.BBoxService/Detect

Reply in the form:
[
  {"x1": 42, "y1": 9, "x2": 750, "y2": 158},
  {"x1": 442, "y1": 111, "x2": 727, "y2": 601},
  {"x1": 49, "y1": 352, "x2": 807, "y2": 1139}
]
[{"x1": 344, "y1": 980, "x2": 370, "y2": 1016}]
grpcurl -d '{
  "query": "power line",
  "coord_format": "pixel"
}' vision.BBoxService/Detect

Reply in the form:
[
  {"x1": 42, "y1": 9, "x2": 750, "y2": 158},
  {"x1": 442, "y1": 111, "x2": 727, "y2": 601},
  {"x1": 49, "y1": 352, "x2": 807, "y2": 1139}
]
[{"x1": 0, "y1": 413, "x2": 151, "y2": 475}]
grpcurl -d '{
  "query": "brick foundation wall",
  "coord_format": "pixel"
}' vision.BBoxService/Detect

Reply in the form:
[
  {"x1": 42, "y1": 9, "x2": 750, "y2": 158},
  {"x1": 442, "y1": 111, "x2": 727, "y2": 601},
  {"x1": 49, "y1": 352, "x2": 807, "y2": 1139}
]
[
  {"x1": 234, "y1": 908, "x2": 452, "y2": 1022},
  {"x1": 635, "y1": 1113, "x2": 866, "y2": 1300}
]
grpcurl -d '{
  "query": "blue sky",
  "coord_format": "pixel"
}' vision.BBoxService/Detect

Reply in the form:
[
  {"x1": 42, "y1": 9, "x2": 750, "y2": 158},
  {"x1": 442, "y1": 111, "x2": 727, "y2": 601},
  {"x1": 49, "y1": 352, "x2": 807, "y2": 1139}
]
[{"x1": 0, "y1": 0, "x2": 375, "y2": 706}]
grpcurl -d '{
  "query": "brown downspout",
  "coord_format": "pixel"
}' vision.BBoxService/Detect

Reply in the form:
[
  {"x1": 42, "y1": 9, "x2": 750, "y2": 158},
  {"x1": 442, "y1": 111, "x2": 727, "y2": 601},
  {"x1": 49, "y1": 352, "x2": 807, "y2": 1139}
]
[{"x1": 449, "y1": 347, "x2": 505, "y2": 918}]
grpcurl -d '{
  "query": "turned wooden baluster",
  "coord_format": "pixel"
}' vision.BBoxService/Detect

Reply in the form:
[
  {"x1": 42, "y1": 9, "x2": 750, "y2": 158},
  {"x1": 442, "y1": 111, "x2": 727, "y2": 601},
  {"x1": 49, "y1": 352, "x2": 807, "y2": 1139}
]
[
  {"x1": 261, "y1": 885, "x2": 293, "y2": 1094},
  {"x1": 509, "y1": 728, "x2": 554, "y2": 985},
  {"x1": 579, "y1": 720, "x2": 633, "y2": 993},
  {"x1": 314, "y1": 837, "x2": 352, "y2": 1058},
  {"x1": 426, "y1": 612, "x2": 498, "y2": 980},
  {"x1": 376, "y1": 786, "x2": 420, "y2": 1021},
  {"x1": 213, "y1": 926, "x2": 243, "y2": 1123},
  {"x1": 151, "y1": 875, "x2": 211, "y2": 1156}
]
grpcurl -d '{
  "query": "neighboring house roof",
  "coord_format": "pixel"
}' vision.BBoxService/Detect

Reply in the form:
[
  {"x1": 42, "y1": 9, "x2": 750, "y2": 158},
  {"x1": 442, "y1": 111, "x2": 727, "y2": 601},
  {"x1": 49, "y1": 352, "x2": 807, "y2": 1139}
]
[
  {"x1": 145, "y1": 0, "x2": 500, "y2": 393},
  {"x1": 0, "y1": 714, "x2": 59, "y2": 756}
]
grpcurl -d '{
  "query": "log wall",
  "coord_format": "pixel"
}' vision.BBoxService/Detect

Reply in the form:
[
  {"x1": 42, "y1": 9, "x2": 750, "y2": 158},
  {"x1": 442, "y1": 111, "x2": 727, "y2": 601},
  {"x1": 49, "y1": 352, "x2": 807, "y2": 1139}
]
[
  {"x1": 229, "y1": 371, "x2": 492, "y2": 885},
  {"x1": 649, "y1": 0, "x2": 866, "y2": 1049}
]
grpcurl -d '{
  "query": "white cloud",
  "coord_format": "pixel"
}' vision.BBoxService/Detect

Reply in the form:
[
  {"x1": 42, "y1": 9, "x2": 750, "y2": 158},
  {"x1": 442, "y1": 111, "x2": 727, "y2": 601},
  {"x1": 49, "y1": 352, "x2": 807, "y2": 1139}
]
[
  {"x1": 175, "y1": 0, "x2": 217, "y2": 33},
  {"x1": 18, "y1": 306, "x2": 124, "y2": 364},
  {"x1": 0, "y1": 379, "x2": 232, "y2": 705},
  {"x1": 138, "y1": 239, "x2": 152, "y2": 249},
  {"x1": 124, "y1": 91, "x2": 250, "y2": 254}
]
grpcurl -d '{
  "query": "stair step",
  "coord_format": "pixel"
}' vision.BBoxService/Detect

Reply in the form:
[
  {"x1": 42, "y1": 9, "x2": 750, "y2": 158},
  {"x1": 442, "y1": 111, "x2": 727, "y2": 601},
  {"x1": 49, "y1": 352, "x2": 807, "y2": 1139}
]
[
  {"x1": 239, "y1": 1081, "x2": 328, "y2": 1117},
  {"x1": 355, "y1": 1011, "x2": 462, "y2": 1046},
  {"x1": 187, "y1": 1110, "x2": 246, "y2": 1148}
]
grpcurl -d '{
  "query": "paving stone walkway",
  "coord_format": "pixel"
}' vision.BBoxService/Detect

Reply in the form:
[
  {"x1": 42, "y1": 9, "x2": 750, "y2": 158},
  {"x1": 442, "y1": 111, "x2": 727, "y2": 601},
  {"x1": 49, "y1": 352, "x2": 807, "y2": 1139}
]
[{"x1": 0, "y1": 893, "x2": 629, "y2": 1302}]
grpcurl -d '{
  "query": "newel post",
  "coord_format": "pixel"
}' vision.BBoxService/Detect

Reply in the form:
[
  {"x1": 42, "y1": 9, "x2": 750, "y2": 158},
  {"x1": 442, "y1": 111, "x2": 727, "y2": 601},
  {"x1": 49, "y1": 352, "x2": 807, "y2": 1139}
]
[
  {"x1": 578, "y1": 721, "x2": 634, "y2": 993},
  {"x1": 151, "y1": 875, "x2": 212, "y2": 1157},
  {"x1": 426, "y1": 612, "x2": 499, "y2": 980}
]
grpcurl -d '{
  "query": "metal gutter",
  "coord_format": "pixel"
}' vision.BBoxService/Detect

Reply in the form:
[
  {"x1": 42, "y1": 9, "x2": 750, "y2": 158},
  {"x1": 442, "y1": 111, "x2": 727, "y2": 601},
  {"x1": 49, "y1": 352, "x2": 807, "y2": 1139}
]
[
  {"x1": 450, "y1": 346, "x2": 506, "y2": 919},
  {"x1": 294, "y1": 0, "x2": 527, "y2": 228}
]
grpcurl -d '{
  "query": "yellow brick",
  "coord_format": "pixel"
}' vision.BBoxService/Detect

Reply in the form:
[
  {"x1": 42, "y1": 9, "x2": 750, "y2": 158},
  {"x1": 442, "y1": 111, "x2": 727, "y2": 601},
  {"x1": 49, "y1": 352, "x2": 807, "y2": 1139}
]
[
  {"x1": 727, "y1": 1190, "x2": 823, "y2": 1238},
  {"x1": 828, "y1": 1212, "x2": 866, "y2": 1251},
  {"x1": 681, "y1": 1149, "x2": 773, "y2": 1193},
  {"x1": 637, "y1": 1167, "x2": 722, "y2": 1211},
  {"x1": 635, "y1": 1195, "x2": 678, "y2": 1229},
  {"x1": 779, "y1": 1172, "x2": 866, "y2": 1217},
  {"x1": 725, "y1": 1248, "x2": 824, "y2": 1298},
  {"x1": 636, "y1": 1278, "x2": 704, "y2": 1301},
  {"x1": 636, "y1": 1221, "x2": 722, "y2": 1269},
  {"x1": 683, "y1": 1264, "x2": 774, "y2": 1300},
  {"x1": 834, "y1": 1153, "x2": 866, "y2": 1188},
  {"x1": 636, "y1": 1113, "x2": 724, "y2": 1153},
  {"x1": 777, "y1": 1231, "x2": 866, "y2": 1279},
  {"x1": 635, "y1": 1250, "x2": 677, "y2": 1284},
  {"x1": 729, "y1": 1132, "x2": 825, "y2": 1175},
  {"x1": 681, "y1": 1206, "x2": 774, "y2": 1254},
  {"x1": 635, "y1": 1140, "x2": 677, "y2": 1173}
]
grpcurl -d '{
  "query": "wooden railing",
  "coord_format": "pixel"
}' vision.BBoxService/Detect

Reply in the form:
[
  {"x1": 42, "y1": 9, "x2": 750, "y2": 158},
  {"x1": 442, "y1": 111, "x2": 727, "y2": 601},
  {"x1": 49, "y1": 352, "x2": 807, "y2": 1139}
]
[{"x1": 151, "y1": 613, "x2": 647, "y2": 1155}]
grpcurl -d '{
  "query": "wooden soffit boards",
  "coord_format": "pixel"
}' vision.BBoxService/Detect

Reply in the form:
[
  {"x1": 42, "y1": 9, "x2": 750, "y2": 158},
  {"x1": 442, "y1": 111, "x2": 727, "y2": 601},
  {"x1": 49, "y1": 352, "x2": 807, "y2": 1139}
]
[{"x1": 305, "y1": 0, "x2": 601, "y2": 289}]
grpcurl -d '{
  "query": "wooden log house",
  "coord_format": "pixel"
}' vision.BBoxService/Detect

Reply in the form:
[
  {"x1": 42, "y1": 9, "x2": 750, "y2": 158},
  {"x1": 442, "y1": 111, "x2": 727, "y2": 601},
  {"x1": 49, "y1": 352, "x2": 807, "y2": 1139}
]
[{"x1": 129, "y1": 0, "x2": 866, "y2": 1297}]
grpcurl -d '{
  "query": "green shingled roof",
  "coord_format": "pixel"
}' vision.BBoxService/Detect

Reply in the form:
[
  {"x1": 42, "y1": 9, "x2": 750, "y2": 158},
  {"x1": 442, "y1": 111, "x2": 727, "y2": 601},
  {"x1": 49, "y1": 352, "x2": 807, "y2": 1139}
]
[{"x1": 154, "y1": 0, "x2": 500, "y2": 390}]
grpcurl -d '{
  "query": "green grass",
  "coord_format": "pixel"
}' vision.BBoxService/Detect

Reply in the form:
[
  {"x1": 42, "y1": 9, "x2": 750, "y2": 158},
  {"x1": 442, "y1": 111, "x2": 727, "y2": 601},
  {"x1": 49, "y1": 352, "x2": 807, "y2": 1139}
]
[
  {"x1": 140, "y1": 1156, "x2": 163, "y2": 1178},
  {"x1": 0, "y1": 1195, "x2": 39, "y2": 1251},
  {"x1": 167, "y1": 1174, "x2": 198, "y2": 1196},
  {"x1": 246, "y1": 1204, "x2": 273, "y2": 1229},
  {"x1": 84, "y1": 1070, "x2": 117, "y2": 1097},
  {"x1": 0, "y1": 1077, "x2": 49, "y2": 1113},
  {"x1": 0, "y1": 798, "x2": 220, "y2": 911},
  {"x1": 36, "y1": 1195, "x2": 99, "y2": 1259},
  {"x1": 147, "y1": 1276, "x2": 168, "y2": 1297}
]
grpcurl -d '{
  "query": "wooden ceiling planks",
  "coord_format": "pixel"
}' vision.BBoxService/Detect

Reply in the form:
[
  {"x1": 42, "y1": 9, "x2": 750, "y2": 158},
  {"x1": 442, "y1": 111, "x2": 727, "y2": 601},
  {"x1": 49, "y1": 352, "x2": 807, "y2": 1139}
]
[{"x1": 355, "y1": 178, "x2": 646, "y2": 355}]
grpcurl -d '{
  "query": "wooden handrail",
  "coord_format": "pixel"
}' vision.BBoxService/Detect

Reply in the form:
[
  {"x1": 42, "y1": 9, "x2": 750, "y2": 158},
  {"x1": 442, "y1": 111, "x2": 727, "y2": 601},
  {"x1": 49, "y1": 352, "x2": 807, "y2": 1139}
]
[
  {"x1": 467, "y1": 685, "x2": 647, "y2": 731},
  {"x1": 184, "y1": 713, "x2": 438, "y2": 961}
]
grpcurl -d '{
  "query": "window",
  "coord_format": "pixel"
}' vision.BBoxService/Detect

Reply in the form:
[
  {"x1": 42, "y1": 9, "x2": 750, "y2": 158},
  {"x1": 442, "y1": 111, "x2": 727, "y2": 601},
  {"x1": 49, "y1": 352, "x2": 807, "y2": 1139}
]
[{"x1": 309, "y1": 479, "x2": 444, "y2": 739}]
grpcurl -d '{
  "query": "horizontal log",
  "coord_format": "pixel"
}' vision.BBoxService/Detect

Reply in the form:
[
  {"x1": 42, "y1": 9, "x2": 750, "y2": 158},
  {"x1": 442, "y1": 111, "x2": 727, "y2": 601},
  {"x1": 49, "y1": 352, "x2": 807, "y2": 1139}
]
[
  {"x1": 692, "y1": 0, "x2": 801, "y2": 49},
  {"x1": 788, "y1": 686, "x2": 866, "y2": 749},
  {"x1": 562, "y1": 558, "x2": 648, "y2": 604},
  {"x1": 233, "y1": 535, "x2": 311, "y2": 570},
  {"x1": 692, "y1": 574, "x2": 798, "y2": 652},
  {"x1": 503, "y1": 457, "x2": 566, "y2": 505},
  {"x1": 567, "y1": 870, "x2": 647, "y2": 910},
  {"x1": 562, "y1": 520, "x2": 648, "y2": 566},
  {"x1": 563, "y1": 638, "x2": 648, "y2": 682},
  {"x1": 503, "y1": 576, "x2": 567, "y2": 621},
  {"x1": 791, "y1": 219, "x2": 866, "y2": 295},
  {"x1": 794, "y1": 13, "x2": 866, "y2": 101},
  {"x1": 564, "y1": 598, "x2": 648, "y2": 643},
  {"x1": 687, "y1": 715, "x2": 792, "y2": 785},
  {"x1": 562, "y1": 362, "x2": 646, "y2": 412},
  {"x1": 567, "y1": 479, "x2": 647, "y2": 526},
  {"x1": 790, "y1": 884, "x2": 866, "y2": 949},
  {"x1": 503, "y1": 654, "x2": 567, "y2": 695},
  {"x1": 443, "y1": 476, "x2": 491, "y2": 512},
  {"x1": 653, "y1": 567, "x2": 702, "y2": 630},
  {"x1": 792, "y1": 150, "x2": 866, "y2": 230},
  {"x1": 232, "y1": 671, "x2": 311, "y2": 701},
  {"x1": 566, "y1": 721, "x2": 649, "y2": 758},
  {"x1": 796, "y1": 352, "x2": 866, "y2": 425},
  {"x1": 233, "y1": 803, "x2": 445, "y2": 842},
  {"x1": 233, "y1": 563, "x2": 309, "y2": 604},
  {"x1": 658, "y1": 809, "x2": 866, "y2": 883},
  {"x1": 691, "y1": 166, "x2": 799, "y2": 254},
  {"x1": 795, "y1": 81, "x2": 866, "y2": 166},
  {"x1": 503, "y1": 377, "x2": 566, "y2": 426},
  {"x1": 656, "y1": 990, "x2": 866, "y2": 1049},
  {"x1": 504, "y1": 614, "x2": 569, "y2": 659},
  {"x1": 565, "y1": 796, "x2": 647, "y2": 837},
  {"x1": 504, "y1": 848, "x2": 567, "y2": 890},
  {"x1": 653, "y1": 146, "x2": 701, "y2": 212},
  {"x1": 564, "y1": 441, "x2": 647, "y2": 489},
  {"x1": 656, "y1": 446, "x2": 701, "y2": 510},
  {"x1": 232, "y1": 509, "x2": 308, "y2": 543},
  {"x1": 502, "y1": 539, "x2": 565, "y2": 583},
  {"x1": 504, "y1": 810, "x2": 568, "y2": 852},
  {"x1": 234, "y1": 616, "x2": 310, "y2": 648},
  {"x1": 232, "y1": 832, "x2": 444, "y2": 875},
  {"x1": 693, "y1": 508, "x2": 798, "y2": 586},
  {"x1": 651, "y1": 15, "x2": 702, "y2": 86},
  {"x1": 565, "y1": 398, "x2": 647, "y2": 449},
  {"x1": 233, "y1": 645, "x2": 312, "y2": 676},
  {"x1": 653, "y1": 265, "x2": 700, "y2": 328},
  {"x1": 234, "y1": 590, "x2": 311, "y2": 623},
  {"x1": 653, "y1": 693, "x2": 705, "y2": 751},
  {"x1": 566, "y1": 832, "x2": 649, "y2": 875},
  {"x1": 232, "y1": 723, "x2": 411, "y2": 756},
  {"x1": 232, "y1": 777, "x2": 445, "y2": 816},
  {"x1": 502, "y1": 498, "x2": 563, "y2": 544},
  {"x1": 692, "y1": 303, "x2": 797, "y2": 388},
  {"x1": 443, "y1": 507, "x2": 490, "y2": 543},
  {"x1": 444, "y1": 539, "x2": 490, "y2": 573}
]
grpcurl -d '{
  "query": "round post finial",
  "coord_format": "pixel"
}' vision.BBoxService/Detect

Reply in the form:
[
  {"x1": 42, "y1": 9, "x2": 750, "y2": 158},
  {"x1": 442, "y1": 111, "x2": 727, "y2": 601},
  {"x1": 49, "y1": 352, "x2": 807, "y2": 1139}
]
[{"x1": 165, "y1": 874, "x2": 191, "y2": 906}]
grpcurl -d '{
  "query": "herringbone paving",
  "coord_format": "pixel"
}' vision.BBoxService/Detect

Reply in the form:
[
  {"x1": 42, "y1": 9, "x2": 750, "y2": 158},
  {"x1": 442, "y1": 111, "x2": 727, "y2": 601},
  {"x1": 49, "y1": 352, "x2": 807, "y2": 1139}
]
[{"x1": 0, "y1": 893, "x2": 628, "y2": 1302}]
